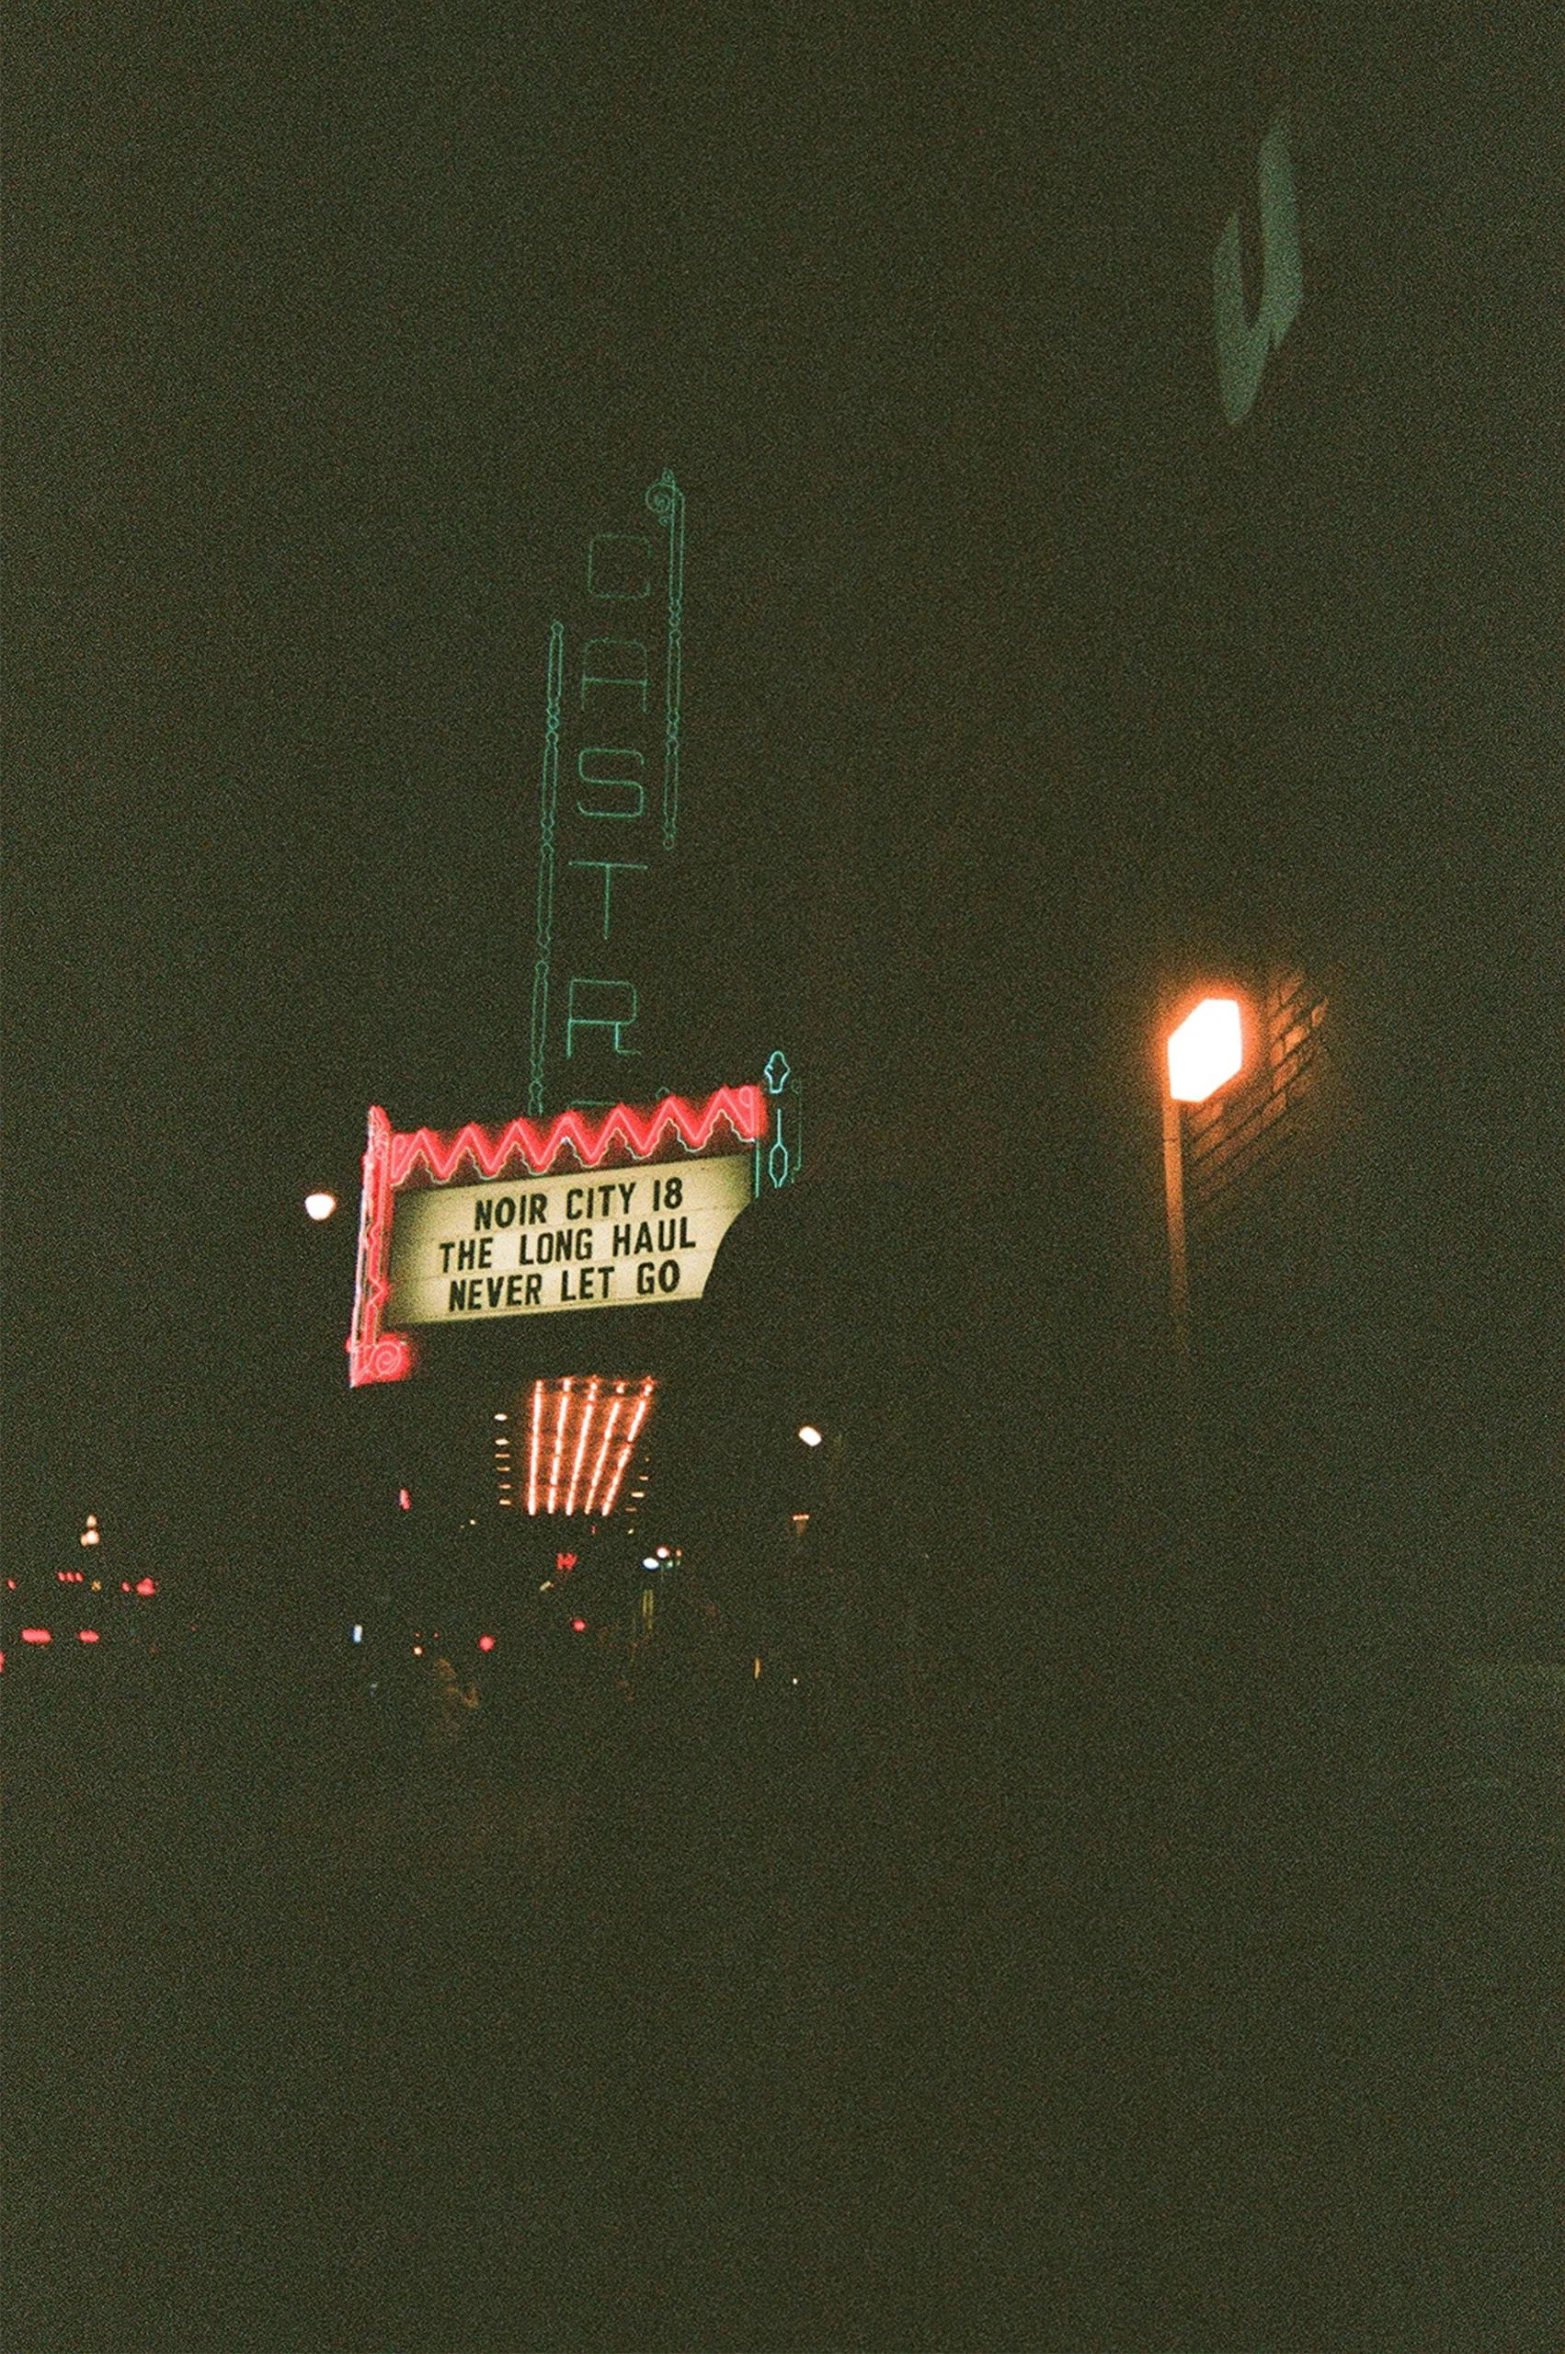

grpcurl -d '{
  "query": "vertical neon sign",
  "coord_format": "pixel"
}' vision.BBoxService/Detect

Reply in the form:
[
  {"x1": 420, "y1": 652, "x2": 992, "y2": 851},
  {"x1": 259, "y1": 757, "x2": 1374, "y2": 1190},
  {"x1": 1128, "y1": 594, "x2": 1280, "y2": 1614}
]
[{"x1": 527, "y1": 471, "x2": 687, "y2": 1120}]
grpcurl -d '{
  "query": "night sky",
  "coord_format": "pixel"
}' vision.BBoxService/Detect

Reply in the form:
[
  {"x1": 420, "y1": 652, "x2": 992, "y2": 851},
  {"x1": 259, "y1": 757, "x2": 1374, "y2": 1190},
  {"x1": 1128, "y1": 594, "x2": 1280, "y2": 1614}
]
[{"x1": 8, "y1": 10, "x2": 1557, "y2": 1610}]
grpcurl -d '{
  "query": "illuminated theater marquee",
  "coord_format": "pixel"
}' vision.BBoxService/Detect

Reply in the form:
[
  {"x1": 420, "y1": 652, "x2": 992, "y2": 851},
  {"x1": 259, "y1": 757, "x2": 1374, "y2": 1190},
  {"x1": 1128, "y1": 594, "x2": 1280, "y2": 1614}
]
[
  {"x1": 390, "y1": 1153, "x2": 752, "y2": 1326},
  {"x1": 347, "y1": 1085, "x2": 765, "y2": 1386}
]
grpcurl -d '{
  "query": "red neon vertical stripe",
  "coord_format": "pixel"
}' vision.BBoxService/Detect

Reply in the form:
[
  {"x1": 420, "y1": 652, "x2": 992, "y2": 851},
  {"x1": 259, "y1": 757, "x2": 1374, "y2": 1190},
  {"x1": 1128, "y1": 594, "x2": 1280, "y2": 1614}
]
[
  {"x1": 564, "y1": 1379, "x2": 601, "y2": 1517},
  {"x1": 582, "y1": 1391, "x2": 625, "y2": 1519},
  {"x1": 527, "y1": 1379, "x2": 545, "y2": 1515},
  {"x1": 546, "y1": 1379, "x2": 572, "y2": 1516},
  {"x1": 598, "y1": 1381, "x2": 655, "y2": 1517}
]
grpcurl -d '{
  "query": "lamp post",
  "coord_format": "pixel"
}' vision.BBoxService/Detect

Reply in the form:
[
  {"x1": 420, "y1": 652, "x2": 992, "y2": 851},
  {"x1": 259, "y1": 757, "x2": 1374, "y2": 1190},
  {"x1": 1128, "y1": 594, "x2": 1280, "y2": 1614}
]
[{"x1": 1162, "y1": 996, "x2": 1245, "y2": 1453}]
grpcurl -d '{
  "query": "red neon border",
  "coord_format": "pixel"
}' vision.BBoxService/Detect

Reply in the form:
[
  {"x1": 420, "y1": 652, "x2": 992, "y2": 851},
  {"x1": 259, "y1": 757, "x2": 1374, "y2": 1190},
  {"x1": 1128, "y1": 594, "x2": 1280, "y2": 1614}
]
[{"x1": 347, "y1": 1084, "x2": 765, "y2": 1387}]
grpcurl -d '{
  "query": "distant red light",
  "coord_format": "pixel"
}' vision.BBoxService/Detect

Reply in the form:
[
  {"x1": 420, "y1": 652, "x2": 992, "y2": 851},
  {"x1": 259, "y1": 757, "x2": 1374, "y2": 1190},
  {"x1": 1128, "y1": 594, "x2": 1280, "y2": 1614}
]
[
  {"x1": 399, "y1": 1488, "x2": 411, "y2": 1511},
  {"x1": 477, "y1": 1634, "x2": 496, "y2": 1652},
  {"x1": 21, "y1": 1628, "x2": 51, "y2": 1644},
  {"x1": 571, "y1": 1618, "x2": 587, "y2": 1634},
  {"x1": 135, "y1": 1577, "x2": 157, "y2": 1597},
  {"x1": 78, "y1": 1629, "x2": 100, "y2": 1644},
  {"x1": 556, "y1": 1552, "x2": 578, "y2": 1572}
]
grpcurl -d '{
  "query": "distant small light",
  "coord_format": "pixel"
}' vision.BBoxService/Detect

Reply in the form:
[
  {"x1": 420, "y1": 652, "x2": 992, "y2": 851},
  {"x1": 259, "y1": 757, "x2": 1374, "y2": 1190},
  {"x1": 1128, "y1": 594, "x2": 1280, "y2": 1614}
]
[
  {"x1": 121, "y1": 1581, "x2": 132, "y2": 1592},
  {"x1": 655, "y1": 1546, "x2": 670, "y2": 1560},
  {"x1": 398, "y1": 1488, "x2": 411, "y2": 1511},
  {"x1": 642, "y1": 1556, "x2": 658, "y2": 1571},
  {"x1": 5, "y1": 1579, "x2": 14, "y2": 1590},
  {"x1": 135, "y1": 1577, "x2": 157, "y2": 1597},
  {"x1": 351, "y1": 1624, "x2": 363, "y2": 1644},
  {"x1": 493, "y1": 1413, "x2": 508, "y2": 1422},
  {"x1": 21, "y1": 1628, "x2": 51, "y2": 1644},
  {"x1": 540, "y1": 1580, "x2": 553, "y2": 1592},
  {"x1": 797, "y1": 1425, "x2": 823, "y2": 1448},
  {"x1": 571, "y1": 1618, "x2": 587, "y2": 1633},
  {"x1": 79, "y1": 1629, "x2": 100, "y2": 1644},
  {"x1": 753, "y1": 1656, "x2": 763, "y2": 1678},
  {"x1": 304, "y1": 1191, "x2": 337, "y2": 1222},
  {"x1": 791, "y1": 1676, "x2": 799, "y2": 1685},
  {"x1": 412, "y1": 1644, "x2": 423, "y2": 1656},
  {"x1": 478, "y1": 1634, "x2": 496, "y2": 1653}
]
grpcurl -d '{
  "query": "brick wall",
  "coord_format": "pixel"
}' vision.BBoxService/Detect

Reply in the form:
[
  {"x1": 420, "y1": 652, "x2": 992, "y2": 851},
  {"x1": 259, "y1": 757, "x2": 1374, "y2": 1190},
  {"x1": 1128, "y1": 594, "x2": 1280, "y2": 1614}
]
[{"x1": 1183, "y1": 967, "x2": 1330, "y2": 1235}]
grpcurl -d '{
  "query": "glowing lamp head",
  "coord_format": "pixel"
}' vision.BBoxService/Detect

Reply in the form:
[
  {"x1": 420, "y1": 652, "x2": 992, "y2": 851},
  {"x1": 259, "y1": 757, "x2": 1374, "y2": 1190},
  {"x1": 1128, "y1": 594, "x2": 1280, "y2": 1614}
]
[
  {"x1": 797, "y1": 1424, "x2": 823, "y2": 1449},
  {"x1": 1167, "y1": 997, "x2": 1244, "y2": 1104},
  {"x1": 304, "y1": 1191, "x2": 337, "y2": 1222}
]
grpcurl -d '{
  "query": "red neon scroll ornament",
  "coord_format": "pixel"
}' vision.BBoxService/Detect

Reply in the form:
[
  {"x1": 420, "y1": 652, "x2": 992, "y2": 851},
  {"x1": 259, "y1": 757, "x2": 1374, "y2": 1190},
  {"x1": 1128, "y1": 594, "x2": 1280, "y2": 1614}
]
[
  {"x1": 347, "y1": 1086, "x2": 766, "y2": 1388},
  {"x1": 348, "y1": 1105, "x2": 417, "y2": 1387}
]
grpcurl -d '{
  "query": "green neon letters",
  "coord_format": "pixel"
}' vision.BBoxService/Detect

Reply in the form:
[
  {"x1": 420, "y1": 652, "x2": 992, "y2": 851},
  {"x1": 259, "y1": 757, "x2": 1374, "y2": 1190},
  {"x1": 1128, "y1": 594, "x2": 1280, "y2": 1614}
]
[
  {"x1": 575, "y1": 747, "x2": 645, "y2": 820},
  {"x1": 566, "y1": 978, "x2": 640, "y2": 1059},
  {"x1": 1213, "y1": 111, "x2": 1303, "y2": 426}
]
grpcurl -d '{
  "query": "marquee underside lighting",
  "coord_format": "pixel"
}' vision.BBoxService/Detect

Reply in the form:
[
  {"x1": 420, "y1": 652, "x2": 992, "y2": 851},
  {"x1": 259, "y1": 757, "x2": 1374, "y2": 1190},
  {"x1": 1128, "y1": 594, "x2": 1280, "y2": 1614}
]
[
  {"x1": 520, "y1": 1376, "x2": 657, "y2": 1517},
  {"x1": 348, "y1": 1086, "x2": 765, "y2": 1386}
]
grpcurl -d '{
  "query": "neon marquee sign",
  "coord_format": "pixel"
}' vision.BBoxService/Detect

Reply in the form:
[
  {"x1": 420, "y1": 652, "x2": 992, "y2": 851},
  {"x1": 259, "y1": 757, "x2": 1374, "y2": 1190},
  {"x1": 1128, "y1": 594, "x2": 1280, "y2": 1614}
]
[{"x1": 347, "y1": 1084, "x2": 766, "y2": 1386}]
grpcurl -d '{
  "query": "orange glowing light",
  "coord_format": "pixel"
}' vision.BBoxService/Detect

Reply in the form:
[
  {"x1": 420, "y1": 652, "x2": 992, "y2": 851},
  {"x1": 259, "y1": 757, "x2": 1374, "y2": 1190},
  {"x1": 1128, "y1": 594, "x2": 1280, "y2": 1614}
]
[
  {"x1": 546, "y1": 1379, "x2": 573, "y2": 1515},
  {"x1": 581, "y1": 1392, "x2": 624, "y2": 1519},
  {"x1": 599, "y1": 1380, "x2": 654, "y2": 1517},
  {"x1": 527, "y1": 1378, "x2": 545, "y2": 1516},
  {"x1": 1167, "y1": 997, "x2": 1244, "y2": 1103},
  {"x1": 564, "y1": 1379, "x2": 602, "y2": 1517}
]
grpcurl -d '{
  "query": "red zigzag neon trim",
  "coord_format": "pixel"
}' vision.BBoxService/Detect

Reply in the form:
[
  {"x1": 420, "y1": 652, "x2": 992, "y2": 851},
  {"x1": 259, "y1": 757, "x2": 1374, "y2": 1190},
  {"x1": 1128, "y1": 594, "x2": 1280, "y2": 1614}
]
[{"x1": 388, "y1": 1085, "x2": 764, "y2": 1187}]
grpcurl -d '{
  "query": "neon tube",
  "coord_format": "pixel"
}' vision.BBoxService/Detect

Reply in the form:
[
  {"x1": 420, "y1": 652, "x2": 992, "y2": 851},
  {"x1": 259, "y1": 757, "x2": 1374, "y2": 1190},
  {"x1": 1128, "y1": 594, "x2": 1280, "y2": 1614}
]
[
  {"x1": 599, "y1": 1382, "x2": 655, "y2": 1517},
  {"x1": 527, "y1": 1379, "x2": 545, "y2": 1516},
  {"x1": 546, "y1": 1379, "x2": 572, "y2": 1517},
  {"x1": 564, "y1": 1380, "x2": 601, "y2": 1517},
  {"x1": 582, "y1": 1392, "x2": 625, "y2": 1519},
  {"x1": 388, "y1": 1085, "x2": 764, "y2": 1189}
]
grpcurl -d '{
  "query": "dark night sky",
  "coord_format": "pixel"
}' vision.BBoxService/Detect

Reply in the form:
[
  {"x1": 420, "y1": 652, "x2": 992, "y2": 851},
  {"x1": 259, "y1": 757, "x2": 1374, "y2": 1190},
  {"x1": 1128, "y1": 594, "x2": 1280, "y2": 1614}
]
[{"x1": 7, "y1": 9, "x2": 1557, "y2": 1592}]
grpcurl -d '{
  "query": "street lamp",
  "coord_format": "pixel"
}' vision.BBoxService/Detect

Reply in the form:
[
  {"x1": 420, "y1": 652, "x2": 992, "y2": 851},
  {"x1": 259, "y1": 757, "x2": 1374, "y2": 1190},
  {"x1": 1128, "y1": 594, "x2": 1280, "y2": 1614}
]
[
  {"x1": 797, "y1": 1424, "x2": 823, "y2": 1448},
  {"x1": 1161, "y1": 996, "x2": 1245, "y2": 1438},
  {"x1": 1167, "y1": 997, "x2": 1244, "y2": 1103},
  {"x1": 304, "y1": 1191, "x2": 337, "y2": 1222}
]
